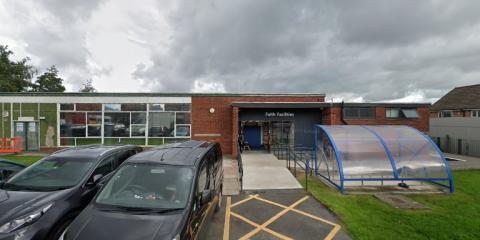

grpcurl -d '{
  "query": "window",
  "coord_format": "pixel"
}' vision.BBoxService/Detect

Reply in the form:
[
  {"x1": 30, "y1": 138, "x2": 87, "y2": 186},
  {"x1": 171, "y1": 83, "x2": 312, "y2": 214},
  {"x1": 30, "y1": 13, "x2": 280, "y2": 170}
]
[
  {"x1": 92, "y1": 155, "x2": 115, "y2": 177},
  {"x1": 104, "y1": 104, "x2": 121, "y2": 111},
  {"x1": 76, "y1": 103, "x2": 102, "y2": 111},
  {"x1": 149, "y1": 104, "x2": 164, "y2": 111},
  {"x1": 176, "y1": 112, "x2": 191, "y2": 124},
  {"x1": 385, "y1": 108, "x2": 419, "y2": 119},
  {"x1": 343, "y1": 107, "x2": 375, "y2": 119},
  {"x1": 402, "y1": 109, "x2": 419, "y2": 118},
  {"x1": 439, "y1": 111, "x2": 452, "y2": 118},
  {"x1": 121, "y1": 104, "x2": 146, "y2": 111},
  {"x1": 149, "y1": 112, "x2": 175, "y2": 137},
  {"x1": 60, "y1": 112, "x2": 86, "y2": 137},
  {"x1": 104, "y1": 113, "x2": 130, "y2": 137},
  {"x1": 165, "y1": 103, "x2": 191, "y2": 112},
  {"x1": 386, "y1": 108, "x2": 400, "y2": 118},
  {"x1": 471, "y1": 110, "x2": 480, "y2": 117},
  {"x1": 60, "y1": 104, "x2": 74, "y2": 111},
  {"x1": 176, "y1": 125, "x2": 191, "y2": 137},
  {"x1": 197, "y1": 163, "x2": 208, "y2": 194}
]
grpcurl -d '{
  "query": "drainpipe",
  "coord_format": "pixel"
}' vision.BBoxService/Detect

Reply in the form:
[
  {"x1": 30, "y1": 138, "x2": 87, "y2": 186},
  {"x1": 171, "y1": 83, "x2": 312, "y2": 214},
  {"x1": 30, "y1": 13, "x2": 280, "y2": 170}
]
[{"x1": 340, "y1": 101, "x2": 348, "y2": 125}]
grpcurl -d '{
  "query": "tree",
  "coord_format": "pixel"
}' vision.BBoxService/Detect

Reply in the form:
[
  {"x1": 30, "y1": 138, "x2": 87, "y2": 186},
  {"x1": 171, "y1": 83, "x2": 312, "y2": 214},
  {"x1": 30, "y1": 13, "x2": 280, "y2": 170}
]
[
  {"x1": 0, "y1": 45, "x2": 36, "y2": 92},
  {"x1": 79, "y1": 79, "x2": 97, "y2": 93},
  {"x1": 31, "y1": 66, "x2": 66, "y2": 92}
]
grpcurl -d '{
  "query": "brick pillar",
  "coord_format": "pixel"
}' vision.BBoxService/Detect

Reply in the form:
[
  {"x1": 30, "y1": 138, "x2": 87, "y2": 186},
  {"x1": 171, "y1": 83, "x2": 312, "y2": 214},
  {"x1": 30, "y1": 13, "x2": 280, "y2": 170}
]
[{"x1": 232, "y1": 106, "x2": 239, "y2": 159}]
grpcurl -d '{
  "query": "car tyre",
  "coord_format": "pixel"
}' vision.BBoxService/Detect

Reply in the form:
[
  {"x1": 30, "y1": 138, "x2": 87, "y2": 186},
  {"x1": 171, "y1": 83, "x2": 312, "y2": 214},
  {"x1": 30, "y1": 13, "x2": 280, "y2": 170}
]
[{"x1": 214, "y1": 187, "x2": 222, "y2": 213}]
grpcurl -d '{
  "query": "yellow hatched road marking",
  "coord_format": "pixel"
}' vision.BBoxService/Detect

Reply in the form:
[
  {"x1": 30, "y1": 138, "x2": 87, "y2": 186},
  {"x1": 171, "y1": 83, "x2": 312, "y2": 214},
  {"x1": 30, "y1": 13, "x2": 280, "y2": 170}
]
[
  {"x1": 239, "y1": 196, "x2": 309, "y2": 240},
  {"x1": 231, "y1": 212, "x2": 293, "y2": 240},
  {"x1": 224, "y1": 194, "x2": 341, "y2": 240},
  {"x1": 223, "y1": 197, "x2": 231, "y2": 240}
]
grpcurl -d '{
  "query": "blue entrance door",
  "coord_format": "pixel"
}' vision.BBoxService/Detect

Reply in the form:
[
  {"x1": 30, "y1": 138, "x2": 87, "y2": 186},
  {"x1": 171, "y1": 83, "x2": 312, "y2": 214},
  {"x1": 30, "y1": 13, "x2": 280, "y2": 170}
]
[{"x1": 244, "y1": 126, "x2": 261, "y2": 149}]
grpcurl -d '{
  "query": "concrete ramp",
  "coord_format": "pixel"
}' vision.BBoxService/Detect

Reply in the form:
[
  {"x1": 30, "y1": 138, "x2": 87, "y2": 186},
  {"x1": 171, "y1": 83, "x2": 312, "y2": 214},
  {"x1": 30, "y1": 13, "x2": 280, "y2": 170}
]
[{"x1": 242, "y1": 152, "x2": 302, "y2": 190}]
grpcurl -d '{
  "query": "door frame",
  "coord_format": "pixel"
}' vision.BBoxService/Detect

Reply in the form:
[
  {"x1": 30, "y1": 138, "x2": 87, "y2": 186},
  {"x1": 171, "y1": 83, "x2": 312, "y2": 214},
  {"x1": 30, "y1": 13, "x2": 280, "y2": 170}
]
[{"x1": 13, "y1": 120, "x2": 40, "y2": 151}]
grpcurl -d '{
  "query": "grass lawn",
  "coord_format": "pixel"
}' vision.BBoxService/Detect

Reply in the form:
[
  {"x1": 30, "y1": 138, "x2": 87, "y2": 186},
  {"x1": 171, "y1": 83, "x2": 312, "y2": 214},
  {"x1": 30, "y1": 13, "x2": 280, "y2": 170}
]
[
  {"x1": 298, "y1": 170, "x2": 480, "y2": 240},
  {"x1": 0, "y1": 155, "x2": 44, "y2": 165}
]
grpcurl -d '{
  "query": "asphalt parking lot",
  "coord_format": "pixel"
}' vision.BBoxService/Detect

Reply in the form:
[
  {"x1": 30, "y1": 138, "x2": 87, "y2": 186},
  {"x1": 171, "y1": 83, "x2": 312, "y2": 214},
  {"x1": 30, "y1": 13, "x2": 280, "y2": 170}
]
[{"x1": 204, "y1": 189, "x2": 350, "y2": 240}]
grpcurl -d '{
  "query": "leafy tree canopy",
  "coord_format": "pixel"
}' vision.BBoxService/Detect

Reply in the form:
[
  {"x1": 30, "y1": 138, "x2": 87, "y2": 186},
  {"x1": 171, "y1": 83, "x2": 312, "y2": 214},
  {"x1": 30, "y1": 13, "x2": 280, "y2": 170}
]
[
  {"x1": 31, "y1": 65, "x2": 66, "y2": 92},
  {"x1": 79, "y1": 79, "x2": 97, "y2": 93},
  {"x1": 0, "y1": 45, "x2": 36, "y2": 92}
]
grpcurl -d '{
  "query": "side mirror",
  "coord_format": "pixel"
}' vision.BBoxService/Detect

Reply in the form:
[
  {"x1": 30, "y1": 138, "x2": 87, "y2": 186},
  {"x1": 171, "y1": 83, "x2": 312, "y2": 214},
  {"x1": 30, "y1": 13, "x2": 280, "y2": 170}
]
[
  {"x1": 201, "y1": 190, "x2": 213, "y2": 206},
  {"x1": 86, "y1": 174, "x2": 103, "y2": 187}
]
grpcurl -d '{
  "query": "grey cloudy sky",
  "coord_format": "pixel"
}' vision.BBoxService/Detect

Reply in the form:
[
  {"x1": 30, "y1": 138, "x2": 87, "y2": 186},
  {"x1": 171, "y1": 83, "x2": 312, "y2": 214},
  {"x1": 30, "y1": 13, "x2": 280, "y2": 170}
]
[{"x1": 1, "y1": 0, "x2": 479, "y2": 102}]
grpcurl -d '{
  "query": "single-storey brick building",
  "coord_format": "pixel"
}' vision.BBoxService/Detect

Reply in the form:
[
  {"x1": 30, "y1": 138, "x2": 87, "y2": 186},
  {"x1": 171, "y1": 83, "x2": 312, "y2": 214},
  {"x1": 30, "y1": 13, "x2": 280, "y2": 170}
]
[{"x1": 0, "y1": 92, "x2": 430, "y2": 158}]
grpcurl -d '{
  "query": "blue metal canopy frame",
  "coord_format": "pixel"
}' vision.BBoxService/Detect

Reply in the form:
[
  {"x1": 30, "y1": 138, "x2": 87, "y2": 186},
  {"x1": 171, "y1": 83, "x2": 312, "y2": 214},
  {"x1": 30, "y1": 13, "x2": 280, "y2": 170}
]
[{"x1": 313, "y1": 125, "x2": 454, "y2": 193}]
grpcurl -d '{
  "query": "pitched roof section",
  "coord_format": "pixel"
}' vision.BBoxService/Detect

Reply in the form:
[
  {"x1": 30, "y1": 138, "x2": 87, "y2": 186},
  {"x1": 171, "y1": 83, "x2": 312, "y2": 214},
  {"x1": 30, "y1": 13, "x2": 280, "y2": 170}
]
[{"x1": 431, "y1": 84, "x2": 480, "y2": 111}]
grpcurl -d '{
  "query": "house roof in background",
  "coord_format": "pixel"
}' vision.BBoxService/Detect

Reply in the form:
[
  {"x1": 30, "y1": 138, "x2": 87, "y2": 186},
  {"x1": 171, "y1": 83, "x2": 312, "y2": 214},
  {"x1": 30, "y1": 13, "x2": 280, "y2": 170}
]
[{"x1": 431, "y1": 84, "x2": 480, "y2": 111}]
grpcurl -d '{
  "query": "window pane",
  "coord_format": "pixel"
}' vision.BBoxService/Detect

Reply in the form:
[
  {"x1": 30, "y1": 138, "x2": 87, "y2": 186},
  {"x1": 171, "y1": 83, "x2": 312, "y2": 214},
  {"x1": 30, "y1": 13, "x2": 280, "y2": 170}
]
[
  {"x1": 131, "y1": 113, "x2": 146, "y2": 124},
  {"x1": 344, "y1": 107, "x2": 374, "y2": 119},
  {"x1": 386, "y1": 108, "x2": 400, "y2": 118},
  {"x1": 149, "y1": 112, "x2": 175, "y2": 137},
  {"x1": 104, "y1": 113, "x2": 130, "y2": 137},
  {"x1": 176, "y1": 125, "x2": 191, "y2": 137},
  {"x1": 176, "y1": 113, "x2": 191, "y2": 124},
  {"x1": 131, "y1": 125, "x2": 146, "y2": 137},
  {"x1": 87, "y1": 112, "x2": 102, "y2": 124},
  {"x1": 441, "y1": 111, "x2": 452, "y2": 118},
  {"x1": 165, "y1": 103, "x2": 191, "y2": 111},
  {"x1": 121, "y1": 104, "x2": 146, "y2": 111},
  {"x1": 149, "y1": 104, "x2": 164, "y2": 111},
  {"x1": 60, "y1": 112, "x2": 86, "y2": 137},
  {"x1": 88, "y1": 125, "x2": 101, "y2": 137},
  {"x1": 401, "y1": 109, "x2": 419, "y2": 118},
  {"x1": 76, "y1": 103, "x2": 102, "y2": 111},
  {"x1": 60, "y1": 104, "x2": 74, "y2": 111},
  {"x1": 105, "y1": 104, "x2": 121, "y2": 111}
]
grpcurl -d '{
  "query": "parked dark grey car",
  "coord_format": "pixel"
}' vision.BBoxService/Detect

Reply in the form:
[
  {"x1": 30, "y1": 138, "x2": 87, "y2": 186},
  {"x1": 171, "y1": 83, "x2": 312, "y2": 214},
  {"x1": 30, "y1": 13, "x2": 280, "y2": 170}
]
[
  {"x1": 0, "y1": 160, "x2": 26, "y2": 181},
  {"x1": 0, "y1": 145, "x2": 142, "y2": 240},
  {"x1": 64, "y1": 140, "x2": 223, "y2": 240}
]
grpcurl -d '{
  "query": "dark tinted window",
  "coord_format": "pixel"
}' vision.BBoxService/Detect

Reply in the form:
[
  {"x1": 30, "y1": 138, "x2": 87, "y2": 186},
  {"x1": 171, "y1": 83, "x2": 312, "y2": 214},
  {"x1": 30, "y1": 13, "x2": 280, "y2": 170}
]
[
  {"x1": 93, "y1": 155, "x2": 115, "y2": 177},
  {"x1": 197, "y1": 163, "x2": 208, "y2": 194},
  {"x1": 76, "y1": 103, "x2": 102, "y2": 111},
  {"x1": 343, "y1": 107, "x2": 375, "y2": 119},
  {"x1": 165, "y1": 103, "x2": 191, "y2": 112}
]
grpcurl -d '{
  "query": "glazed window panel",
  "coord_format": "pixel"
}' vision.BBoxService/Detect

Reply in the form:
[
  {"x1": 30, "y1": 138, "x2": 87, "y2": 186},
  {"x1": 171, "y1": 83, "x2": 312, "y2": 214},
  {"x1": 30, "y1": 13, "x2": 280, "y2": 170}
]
[
  {"x1": 60, "y1": 104, "x2": 74, "y2": 111},
  {"x1": 165, "y1": 103, "x2": 191, "y2": 112},
  {"x1": 149, "y1": 112, "x2": 175, "y2": 137},
  {"x1": 176, "y1": 125, "x2": 191, "y2": 137},
  {"x1": 104, "y1": 104, "x2": 121, "y2": 111},
  {"x1": 131, "y1": 113, "x2": 146, "y2": 124},
  {"x1": 149, "y1": 104, "x2": 164, "y2": 111},
  {"x1": 76, "y1": 103, "x2": 102, "y2": 111},
  {"x1": 176, "y1": 112, "x2": 191, "y2": 124},
  {"x1": 121, "y1": 103, "x2": 146, "y2": 111},
  {"x1": 131, "y1": 125, "x2": 146, "y2": 137},
  {"x1": 87, "y1": 112, "x2": 102, "y2": 124},
  {"x1": 104, "y1": 113, "x2": 130, "y2": 137},
  {"x1": 60, "y1": 112, "x2": 86, "y2": 137}
]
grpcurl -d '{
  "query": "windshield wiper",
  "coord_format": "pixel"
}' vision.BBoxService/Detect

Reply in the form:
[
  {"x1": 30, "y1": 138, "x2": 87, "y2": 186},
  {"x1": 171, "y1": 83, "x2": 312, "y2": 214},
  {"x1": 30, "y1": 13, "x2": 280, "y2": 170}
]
[{"x1": 98, "y1": 205, "x2": 183, "y2": 214}]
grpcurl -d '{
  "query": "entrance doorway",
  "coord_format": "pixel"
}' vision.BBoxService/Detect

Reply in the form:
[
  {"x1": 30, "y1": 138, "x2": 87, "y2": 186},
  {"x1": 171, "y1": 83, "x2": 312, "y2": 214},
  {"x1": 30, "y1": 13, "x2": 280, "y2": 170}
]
[
  {"x1": 14, "y1": 121, "x2": 39, "y2": 151},
  {"x1": 240, "y1": 121, "x2": 295, "y2": 151}
]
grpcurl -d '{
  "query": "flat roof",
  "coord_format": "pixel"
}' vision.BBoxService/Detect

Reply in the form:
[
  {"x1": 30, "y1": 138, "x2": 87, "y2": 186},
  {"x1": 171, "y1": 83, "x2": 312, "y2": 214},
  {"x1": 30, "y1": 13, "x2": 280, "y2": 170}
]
[
  {"x1": 232, "y1": 102, "x2": 431, "y2": 108},
  {"x1": 0, "y1": 92, "x2": 325, "y2": 97}
]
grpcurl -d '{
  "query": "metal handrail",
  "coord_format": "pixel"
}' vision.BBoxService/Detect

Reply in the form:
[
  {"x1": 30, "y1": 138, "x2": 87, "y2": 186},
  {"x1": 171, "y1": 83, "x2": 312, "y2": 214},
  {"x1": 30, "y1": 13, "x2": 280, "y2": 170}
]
[{"x1": 271, "y1": 143, "x2": 314, "y2": 191}]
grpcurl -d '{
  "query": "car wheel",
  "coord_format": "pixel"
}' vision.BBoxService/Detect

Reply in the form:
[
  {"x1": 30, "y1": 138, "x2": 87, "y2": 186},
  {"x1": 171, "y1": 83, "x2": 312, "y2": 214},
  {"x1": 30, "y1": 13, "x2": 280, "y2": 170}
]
[
  {"x1": 48, "y1": 217, "x2": 74, "y2": 240},
  {"x1": 214, "y1": 188, "x2": 222, "y2": 213}
]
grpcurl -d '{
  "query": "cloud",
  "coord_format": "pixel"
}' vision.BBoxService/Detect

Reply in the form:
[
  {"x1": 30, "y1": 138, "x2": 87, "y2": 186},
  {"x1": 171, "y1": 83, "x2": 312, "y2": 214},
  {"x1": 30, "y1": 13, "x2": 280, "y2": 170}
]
[{"x1": 1, "y1": 0, "x2": 479, "y2": 102}]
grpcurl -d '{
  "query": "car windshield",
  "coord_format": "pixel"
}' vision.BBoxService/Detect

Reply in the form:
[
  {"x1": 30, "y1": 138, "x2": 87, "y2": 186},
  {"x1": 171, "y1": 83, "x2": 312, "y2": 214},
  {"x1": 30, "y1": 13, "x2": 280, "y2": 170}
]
[
  {"x1": 96, "y1": 163, "x2": 193, "y2": 211},
  {"x1": 2, "y1": 157, "x2": 94, "y2": 191}
]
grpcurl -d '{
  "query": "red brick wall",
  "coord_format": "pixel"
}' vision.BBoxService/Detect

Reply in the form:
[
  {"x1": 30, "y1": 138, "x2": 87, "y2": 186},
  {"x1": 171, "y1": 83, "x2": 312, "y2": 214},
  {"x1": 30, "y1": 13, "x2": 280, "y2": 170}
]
[
  {"x1": 191, "y1": 95, "x2": 325, "y2": 158},
  {"x1": 322, "y1": 106, "x2": 430, "y2": 132}
]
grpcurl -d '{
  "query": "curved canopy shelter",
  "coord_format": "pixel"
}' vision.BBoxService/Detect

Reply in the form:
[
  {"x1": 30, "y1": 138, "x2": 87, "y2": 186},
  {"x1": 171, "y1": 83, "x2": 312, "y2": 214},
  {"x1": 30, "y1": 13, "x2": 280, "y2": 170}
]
[{"x1": 314, "y1": 125, "x2": 453, "y2": 193}]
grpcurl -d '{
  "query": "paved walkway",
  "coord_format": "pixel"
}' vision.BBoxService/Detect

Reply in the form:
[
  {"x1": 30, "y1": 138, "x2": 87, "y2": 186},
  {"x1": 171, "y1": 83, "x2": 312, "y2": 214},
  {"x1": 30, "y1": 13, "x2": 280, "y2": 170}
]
[
  {"x1": 222, "y1": 155, "x2": 241, "y2": 195},
  {"x1": 444, "y1": 153, "x2": 480, "y2": 170},
  {"x1": 242, "y1": 152, "x2": 302, "y2": 190}
]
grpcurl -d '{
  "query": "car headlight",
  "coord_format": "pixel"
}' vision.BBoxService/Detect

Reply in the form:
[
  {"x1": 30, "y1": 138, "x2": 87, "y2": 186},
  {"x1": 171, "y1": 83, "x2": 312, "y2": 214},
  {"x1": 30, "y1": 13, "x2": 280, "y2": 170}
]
[{"x1": 0, "y1": 203, "x2": 53, "y2": 233}]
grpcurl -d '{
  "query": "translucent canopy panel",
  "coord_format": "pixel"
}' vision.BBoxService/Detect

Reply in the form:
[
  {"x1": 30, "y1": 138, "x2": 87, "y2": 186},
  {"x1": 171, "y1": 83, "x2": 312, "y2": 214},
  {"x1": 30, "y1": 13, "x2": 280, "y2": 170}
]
[{"x1": 314, "y1": 125, "x2": 453, "y2": 193}]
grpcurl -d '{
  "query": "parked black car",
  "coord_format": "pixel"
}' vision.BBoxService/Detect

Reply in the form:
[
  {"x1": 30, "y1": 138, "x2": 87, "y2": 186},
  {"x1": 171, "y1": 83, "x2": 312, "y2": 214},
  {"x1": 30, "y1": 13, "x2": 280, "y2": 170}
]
[
  {"x1": 0, "y1": 145, "x2": 142, "y2": 240},
  {"x1": 0, "y1": 160, "x2": 26, "y2": 181},
  {"x1": 64, "y1": 140, "x2": 223, "y2": 240}
]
